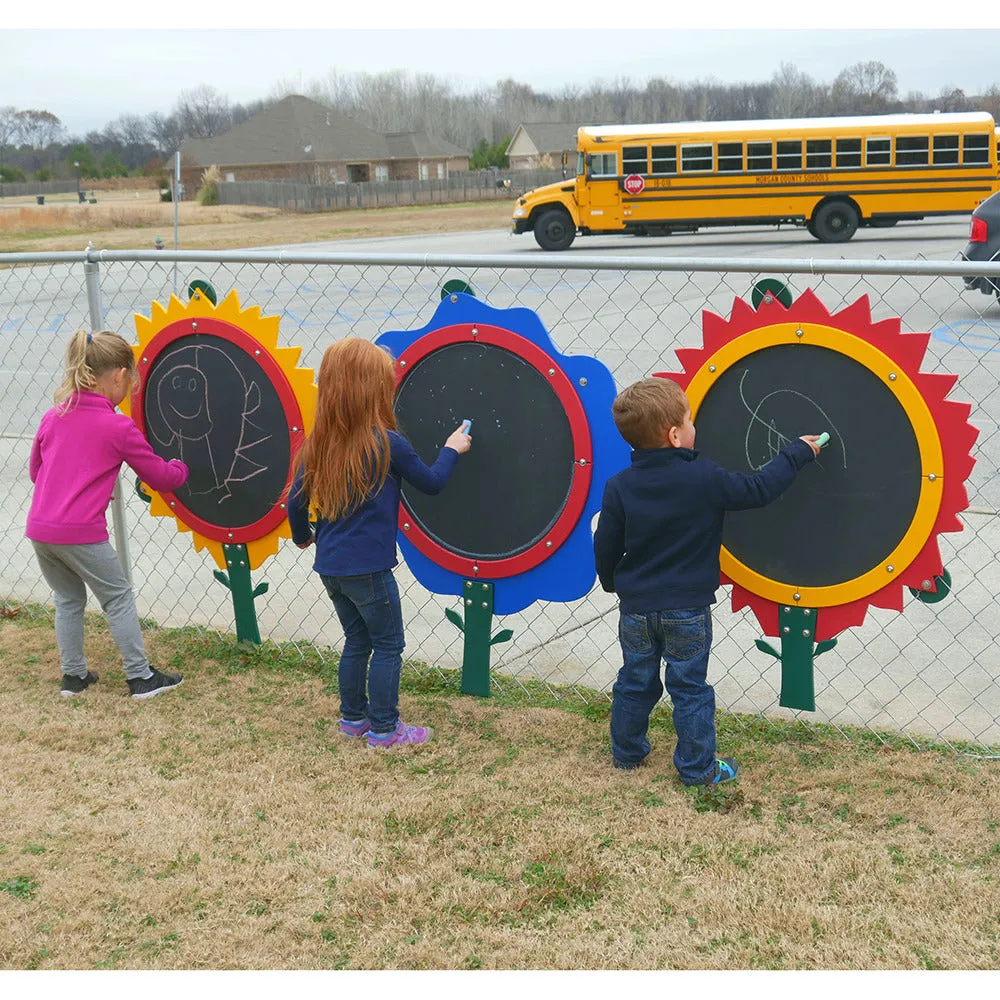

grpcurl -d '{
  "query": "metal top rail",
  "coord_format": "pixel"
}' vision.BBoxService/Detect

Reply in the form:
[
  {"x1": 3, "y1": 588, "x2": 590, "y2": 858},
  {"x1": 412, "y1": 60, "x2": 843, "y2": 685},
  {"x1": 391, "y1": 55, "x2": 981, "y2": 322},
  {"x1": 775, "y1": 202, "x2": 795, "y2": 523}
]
[{"x1": 2, "y1": 248, "x2": 1000, "y2": 278}]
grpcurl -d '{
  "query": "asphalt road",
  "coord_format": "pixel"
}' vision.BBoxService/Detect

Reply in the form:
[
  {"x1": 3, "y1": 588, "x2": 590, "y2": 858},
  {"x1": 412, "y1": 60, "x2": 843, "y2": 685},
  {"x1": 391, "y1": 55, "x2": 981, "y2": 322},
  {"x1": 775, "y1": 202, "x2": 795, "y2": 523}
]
[{"x1": 2, "y1": 217, "x2": 998, "y2": 745}]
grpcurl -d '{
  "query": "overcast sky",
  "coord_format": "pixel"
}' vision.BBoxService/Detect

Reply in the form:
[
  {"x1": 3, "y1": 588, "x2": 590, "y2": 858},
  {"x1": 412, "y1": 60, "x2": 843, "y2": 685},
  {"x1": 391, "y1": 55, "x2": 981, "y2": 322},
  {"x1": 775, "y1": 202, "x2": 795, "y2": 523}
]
[{"x1": 5, "y1": 6, "x2": 1000, "y2": 137}]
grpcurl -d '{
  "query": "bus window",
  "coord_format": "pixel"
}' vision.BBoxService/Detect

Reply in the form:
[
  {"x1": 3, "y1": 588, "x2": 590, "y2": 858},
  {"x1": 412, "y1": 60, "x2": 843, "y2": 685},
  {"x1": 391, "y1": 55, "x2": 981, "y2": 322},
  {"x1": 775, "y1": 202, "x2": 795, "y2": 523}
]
[
  {"x1": 932, "y1": 135, "x2": 959, "y2": 165},
  {"x1": 718, "y1": 142, "x2": 743, "y2": 172},
  {"x1": 806, "y1": 139, "x2": 832, "y2": 169},
  {"x1": 776, "y1": 140, "x2": 802, "y2": 170},
  {"x1": 836, "y1": 138, "x2": 862, "y2": 168},
  {"x1": 577, "y1": 151, "x2": 585, "y2": 175},
  {"x1": 866, "y1": 137, "x2": 891, "y2": 166},
  {"x1": 681, "y1": 144, "x2": 713, "y2": 172},
  {"x1": 896, "y1": 136, "x2": 929, "y2": 166},
  {"x1": 747, "y1": 141, "x2": 772, "y2": 171},
  {"x1": 963, "y1": 134, "x2": 991, "y2": 164},
  {"x1": 622, "y1": 146, "x2": 648, "y2": 174},
  {"x1": 589, "y1": 153, "x2": 618, "y2": 177},
  {"x1": 650, "y1": 144, "x2": 677, "y2": 174}
]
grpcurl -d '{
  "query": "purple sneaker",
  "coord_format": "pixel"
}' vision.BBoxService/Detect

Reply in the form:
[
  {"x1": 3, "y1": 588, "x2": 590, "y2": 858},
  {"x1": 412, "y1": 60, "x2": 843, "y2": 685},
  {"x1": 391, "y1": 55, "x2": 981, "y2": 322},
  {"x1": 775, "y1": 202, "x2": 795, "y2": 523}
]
[
  {"x1": 339, "y1": 717, "x2": 371, "y2": 738},
  {"x1": 367, "y1": 720, "x2": 433, "y2": 749}
]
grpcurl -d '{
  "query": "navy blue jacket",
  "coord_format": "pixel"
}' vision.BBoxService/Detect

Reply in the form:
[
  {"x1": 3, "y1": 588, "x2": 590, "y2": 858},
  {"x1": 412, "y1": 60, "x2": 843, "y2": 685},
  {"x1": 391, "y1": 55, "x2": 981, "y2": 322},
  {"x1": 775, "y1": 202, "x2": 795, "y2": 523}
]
[
  {"x1": 287, "y1": 430, "x2": 458, "y2": 577},
  {"x1": 593, "y1": 440, "x2": 815, "y2": 613}
]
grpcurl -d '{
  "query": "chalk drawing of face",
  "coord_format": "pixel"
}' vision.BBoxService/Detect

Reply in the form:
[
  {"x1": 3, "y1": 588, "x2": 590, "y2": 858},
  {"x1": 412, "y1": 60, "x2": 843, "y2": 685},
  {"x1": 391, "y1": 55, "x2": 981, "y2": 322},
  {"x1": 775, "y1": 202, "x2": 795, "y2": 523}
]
[{"x1": 157, "y1": 364, "x2": 214, "y2": 441}]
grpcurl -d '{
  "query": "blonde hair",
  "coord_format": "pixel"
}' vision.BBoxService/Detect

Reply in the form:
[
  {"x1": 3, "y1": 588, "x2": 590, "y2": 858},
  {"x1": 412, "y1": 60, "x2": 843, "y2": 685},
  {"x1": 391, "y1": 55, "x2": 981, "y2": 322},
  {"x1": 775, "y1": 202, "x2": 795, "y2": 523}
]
[
  {"x1": 612, "y1": 377, "x2": 689, "y2": 449},
  {"x1": 297, "y1": 338, "x2": 398, "y2": 521},
  {"x1": 54, "y1": 329, "x2": 136, "y2": 409}
]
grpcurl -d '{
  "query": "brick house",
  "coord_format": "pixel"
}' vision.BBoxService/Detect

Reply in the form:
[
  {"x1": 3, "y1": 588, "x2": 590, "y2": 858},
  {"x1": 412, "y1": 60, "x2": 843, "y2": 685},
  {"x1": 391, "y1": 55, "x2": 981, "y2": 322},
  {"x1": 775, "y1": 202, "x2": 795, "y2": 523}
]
[{"x1": 181, "y1": 95, "x2": 468, "y2": 190}]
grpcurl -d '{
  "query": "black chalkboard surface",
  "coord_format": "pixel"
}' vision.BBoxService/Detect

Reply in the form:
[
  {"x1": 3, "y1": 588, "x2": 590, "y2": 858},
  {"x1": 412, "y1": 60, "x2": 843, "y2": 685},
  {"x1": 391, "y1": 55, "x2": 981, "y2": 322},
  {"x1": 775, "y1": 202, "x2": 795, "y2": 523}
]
[
  {"x1": 693, "y1": 343, "x2": 922, "y2": 587},
  {"x1": 142, "y1": 334, "x2": 291, "y2": 529},
  {"x1": 394, "y1": 341, "x2": 575, "y2": 559}
]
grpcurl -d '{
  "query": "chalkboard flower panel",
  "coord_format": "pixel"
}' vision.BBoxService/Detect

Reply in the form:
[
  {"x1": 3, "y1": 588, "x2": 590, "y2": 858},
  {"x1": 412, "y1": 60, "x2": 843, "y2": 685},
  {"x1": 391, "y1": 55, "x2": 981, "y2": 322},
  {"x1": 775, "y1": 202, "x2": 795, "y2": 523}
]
[
  {"x1": 125, "y1": 290, "x2": 317, "y2": 572},
  {"x1": 656, "y1": 289, "x2": 978, "y2": 645},
  {"x1": 377, "y1": 293, "x2": 630, "y2": 616}
]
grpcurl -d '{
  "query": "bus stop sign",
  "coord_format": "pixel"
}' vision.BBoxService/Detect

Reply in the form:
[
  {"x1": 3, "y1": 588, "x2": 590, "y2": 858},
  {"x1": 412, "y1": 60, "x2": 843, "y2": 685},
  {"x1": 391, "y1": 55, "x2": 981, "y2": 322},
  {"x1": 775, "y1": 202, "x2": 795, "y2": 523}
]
[{"x1": 623, "y1": 174, "x2": 645, "y2": 195}]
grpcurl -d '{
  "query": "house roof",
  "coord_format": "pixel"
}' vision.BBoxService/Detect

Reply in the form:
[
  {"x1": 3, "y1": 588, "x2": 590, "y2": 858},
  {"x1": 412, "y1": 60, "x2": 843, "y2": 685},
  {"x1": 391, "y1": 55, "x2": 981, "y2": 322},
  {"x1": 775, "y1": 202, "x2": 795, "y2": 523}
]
[
  {"x1": 385, "y1": 131, "x2": 468, "y2": 159},
  {"x1": 183, "y1": 95, "x2": 469, "y2": 166},
  {"x1": 506, "y1": 122, "x2": 580, "y2": 156}
]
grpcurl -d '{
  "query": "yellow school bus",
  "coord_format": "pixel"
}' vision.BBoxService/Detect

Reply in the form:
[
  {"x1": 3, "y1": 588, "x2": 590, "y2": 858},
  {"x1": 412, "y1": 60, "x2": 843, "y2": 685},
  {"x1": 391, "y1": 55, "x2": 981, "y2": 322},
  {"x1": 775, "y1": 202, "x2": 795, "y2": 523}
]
[{"x1": 511, "y1": 112, "x2": 999, "y2": 249}]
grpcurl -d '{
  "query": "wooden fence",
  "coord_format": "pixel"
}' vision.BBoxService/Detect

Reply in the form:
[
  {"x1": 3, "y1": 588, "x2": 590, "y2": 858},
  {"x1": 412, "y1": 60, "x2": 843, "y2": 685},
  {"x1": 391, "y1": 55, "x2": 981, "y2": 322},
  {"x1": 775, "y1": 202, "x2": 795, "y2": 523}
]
[{"x1": 218, "y1": 170, "x2": 567, "y2": 213}]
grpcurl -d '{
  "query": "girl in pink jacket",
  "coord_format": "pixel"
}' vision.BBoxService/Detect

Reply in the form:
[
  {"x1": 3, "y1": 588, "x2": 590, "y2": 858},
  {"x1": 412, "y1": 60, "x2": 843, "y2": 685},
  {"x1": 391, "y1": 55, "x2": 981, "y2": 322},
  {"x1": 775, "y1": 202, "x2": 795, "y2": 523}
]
[{"x1": 26, "y1": 329, "x2": 189, "y2": 699}]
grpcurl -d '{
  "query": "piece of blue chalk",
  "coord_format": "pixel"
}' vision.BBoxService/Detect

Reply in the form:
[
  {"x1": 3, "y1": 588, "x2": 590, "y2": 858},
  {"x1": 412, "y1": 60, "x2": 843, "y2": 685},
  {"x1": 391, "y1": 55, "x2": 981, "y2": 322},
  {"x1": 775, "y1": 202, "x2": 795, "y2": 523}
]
[
  {"x1": 461, "y1": 419, "x2": 472, "y2": 434},
  {"x1": 816, "y1": 432, "x2": 830, "y2": 448}
]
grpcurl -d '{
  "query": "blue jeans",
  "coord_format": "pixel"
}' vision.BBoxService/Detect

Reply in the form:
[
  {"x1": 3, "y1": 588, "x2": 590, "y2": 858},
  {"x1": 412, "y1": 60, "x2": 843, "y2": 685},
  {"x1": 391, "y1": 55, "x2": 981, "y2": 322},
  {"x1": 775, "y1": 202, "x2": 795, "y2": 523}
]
[
  {"x1": 610, "y1": 606, "x2": 717, "y2": 785},
  {"x1": 320, "y1": 569, "x2": 405, "y2": 735}
]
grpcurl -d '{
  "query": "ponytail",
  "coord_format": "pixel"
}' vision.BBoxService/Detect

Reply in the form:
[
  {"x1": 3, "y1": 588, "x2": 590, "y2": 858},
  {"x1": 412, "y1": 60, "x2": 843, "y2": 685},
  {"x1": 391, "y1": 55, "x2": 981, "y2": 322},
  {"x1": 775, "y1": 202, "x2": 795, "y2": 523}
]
[{"x1": 54, "y1": 329, "x2": 136, "y2": 410}]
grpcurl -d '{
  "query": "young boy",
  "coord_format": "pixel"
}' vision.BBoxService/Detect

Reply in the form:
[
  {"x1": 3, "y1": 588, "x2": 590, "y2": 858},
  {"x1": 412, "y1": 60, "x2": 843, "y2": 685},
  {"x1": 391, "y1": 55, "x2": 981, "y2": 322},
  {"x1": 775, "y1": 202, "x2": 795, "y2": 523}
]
[{"x1": 593, "y1": 377, "x2": 821, "y2": 785}]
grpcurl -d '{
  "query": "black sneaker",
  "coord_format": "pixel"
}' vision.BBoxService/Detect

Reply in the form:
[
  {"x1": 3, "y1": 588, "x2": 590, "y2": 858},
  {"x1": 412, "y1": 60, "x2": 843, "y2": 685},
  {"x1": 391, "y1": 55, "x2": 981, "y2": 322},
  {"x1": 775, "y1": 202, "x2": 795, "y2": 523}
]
[
  {"x1": 61, "y1": 671, "x2": 99, "y2": 697},
  {"x1": 128, "y1": 669, "x2": 183, "y2": 700}
]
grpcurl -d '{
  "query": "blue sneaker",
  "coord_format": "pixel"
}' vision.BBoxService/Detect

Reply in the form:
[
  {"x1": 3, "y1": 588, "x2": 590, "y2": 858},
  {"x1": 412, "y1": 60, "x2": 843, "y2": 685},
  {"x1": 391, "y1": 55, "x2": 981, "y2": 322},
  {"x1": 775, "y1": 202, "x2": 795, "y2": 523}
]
[
  {"x1": 338, "y1": 717, "x2": 371, "y2": 738},
  {"x1": 708, "y1": 758, "x2": 740, "y2": 784}
]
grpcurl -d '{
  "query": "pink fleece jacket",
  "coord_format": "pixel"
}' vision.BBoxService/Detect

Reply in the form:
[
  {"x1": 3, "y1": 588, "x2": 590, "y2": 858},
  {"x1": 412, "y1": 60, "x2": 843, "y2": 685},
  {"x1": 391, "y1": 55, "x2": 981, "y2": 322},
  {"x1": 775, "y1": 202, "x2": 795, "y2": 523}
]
[{"x1": 26, "y1": 391, "x2": 188, "y2": 545}]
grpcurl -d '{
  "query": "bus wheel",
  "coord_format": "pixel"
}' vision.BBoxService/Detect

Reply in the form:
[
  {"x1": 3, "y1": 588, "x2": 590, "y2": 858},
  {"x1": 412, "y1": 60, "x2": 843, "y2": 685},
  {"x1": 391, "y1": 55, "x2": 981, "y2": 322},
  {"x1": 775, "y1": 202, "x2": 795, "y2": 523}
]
[
  {"x1": 534, "y1": 209, "x2": 576, "y2": 251},
  {"x1": 811, "y1": 201, "x2": 859, "y2": 243}
]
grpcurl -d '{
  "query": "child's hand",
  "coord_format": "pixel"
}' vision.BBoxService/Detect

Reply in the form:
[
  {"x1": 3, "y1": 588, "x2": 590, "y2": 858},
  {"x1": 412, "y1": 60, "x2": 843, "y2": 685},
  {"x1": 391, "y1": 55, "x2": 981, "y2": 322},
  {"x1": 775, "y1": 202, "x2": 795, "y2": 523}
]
[
  {"x1": 445, "y1": 423, "x2": 472, "y2": 455},
  {"x1": 800, "y1": 435, "x2": 822, "y2": 457},
  {"x1": 296, "y1": 535, "x2": 313, "y2": 550}
]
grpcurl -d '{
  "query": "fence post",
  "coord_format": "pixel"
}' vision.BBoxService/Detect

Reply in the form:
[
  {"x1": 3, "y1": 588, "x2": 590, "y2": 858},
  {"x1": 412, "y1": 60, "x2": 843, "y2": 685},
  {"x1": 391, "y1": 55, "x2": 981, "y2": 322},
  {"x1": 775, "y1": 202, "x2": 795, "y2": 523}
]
[{"x1": 83, "y1": 251, "x2": 134, "y2": 587}]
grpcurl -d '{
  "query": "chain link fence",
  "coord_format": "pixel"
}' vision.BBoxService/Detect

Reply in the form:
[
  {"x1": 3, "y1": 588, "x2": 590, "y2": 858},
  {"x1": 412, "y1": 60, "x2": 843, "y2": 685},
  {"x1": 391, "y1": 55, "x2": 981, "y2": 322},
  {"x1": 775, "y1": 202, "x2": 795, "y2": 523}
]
[{"x1": 2, "y1": 247, "x2": 999, "y2": 754}]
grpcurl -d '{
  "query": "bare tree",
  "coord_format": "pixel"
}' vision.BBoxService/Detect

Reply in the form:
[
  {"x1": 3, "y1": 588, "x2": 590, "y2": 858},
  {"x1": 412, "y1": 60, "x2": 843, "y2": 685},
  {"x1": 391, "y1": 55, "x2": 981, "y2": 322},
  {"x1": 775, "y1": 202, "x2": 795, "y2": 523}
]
[
  {"x1": 16, "y1": 109, "x2": 63, "y2": 171},
  {"x1": 831, "y1": 61, "x2": 899, "y2": 114},
  {"x1": 174, "y1": 85, "x2": 232, "y2": 138},
  {"x1": 0, "y1": 105, "x2": 23, "y2": 179}
]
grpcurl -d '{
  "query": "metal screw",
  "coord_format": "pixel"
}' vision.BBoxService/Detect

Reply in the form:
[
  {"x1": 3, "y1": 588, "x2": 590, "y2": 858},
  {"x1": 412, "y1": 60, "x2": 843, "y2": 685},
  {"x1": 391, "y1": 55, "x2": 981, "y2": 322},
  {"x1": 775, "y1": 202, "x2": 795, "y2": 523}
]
[
  {"x1": 889, "y1": 373, "x2": 897, "y2": 381},
  {"x1": 804, "y1": 609, "x2": 811, "y2": 616},
  {"x1": 280, "y1": 503, "x2": 286, "y2": 509},
  {"x1": 472, "y1": 327, "x2": 478, "y2": 335},
  {"x1": 473, "y1": 564, "x2": 479, "y2": 575},
  {"x1": 579, "y1": 377, "x2": 588, "y2": 386},
  {"x1": 292, "y1": 426, "x2": 299, "y2": 432},
  {"x1": 546, "y1": 540, "x2": 553, "y2": 548},
  {"x1": 192, "y1": 321, "x2": 198, "y2": 330},
  {"x1": 142, "y1": 356, "x2": 148, "y2": 363},
  {"x1": 481, "y1": 602, "x2": 488, "y2": 609},
  {"x1": 578, "y1": 458, "x2": 588, "y2": 466},
  {"x1": 465, "y1": 599, "x2": 472, "y2": 607},
  {"x1": 548, "y1": 368, "x2": 556, "y2": 376},
  {"x1": 928, "y1": 473, "x2": 937, "y2": 482},
  {"x1": 782, "y1": 626, "x2": 790, "y2": 634},
  {"x1": 399, "y1": 360, "x2": 407, "y2": 368},
  {"x1": 481, "y1": 583, "x2": 488, "y2": 591},
  {"x1": 887, "y1": 564, "x2": 895, "y2": 572},
  {"x1": 922, "y1": 580, "x2": 933, "y2": 590},
  {"x1": 795, "y1": 328, "x2": 804, "y2": 338},
  {"x1": 255, "y1": 349, "x2": 260, "y2": 356},
  {"x1": 227, "y1": 560, "x2": 232, "y2": 567},
  {"x1": 708, "y1": 365, "x2": 716, "y2": 373},
  {"x1": 403, "y1": 523, "x2": 410, "y2": 531},
  {"x1": 227, "y1": 532, "x2": 233, "y2": 539},
  {"x1": 465, "y1": 581, "x2": 472, "y2": 589},
  {"x1": 450, "y1": 294, "x2": 458, "y2": 303},
  {"x1": 802, "y1": 630, "x2": 810, "y2": 637},
  {"x1": 784, "y1": 606, "x2": 791, "y2": 613},
  {"x1": 239, "y1": 561, "x2": 245, "y2": 567},
  {"x1": 170, "y1": 501, "x2": 175, "y2": 507},
  {"x1": 793, "y1": 593, "x2": 801, "y2": 601}
]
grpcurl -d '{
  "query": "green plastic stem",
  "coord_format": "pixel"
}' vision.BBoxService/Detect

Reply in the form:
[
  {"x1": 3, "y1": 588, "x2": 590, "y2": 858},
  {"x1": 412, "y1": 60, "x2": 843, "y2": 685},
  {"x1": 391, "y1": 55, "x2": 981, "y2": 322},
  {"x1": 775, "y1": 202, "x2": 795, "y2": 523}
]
[
  {"x1": 213, "y1": 543, "x2": 269, "y2": 645},
  {"x1": 460, "y1": 580, "x2": 494, "y2": 697}
]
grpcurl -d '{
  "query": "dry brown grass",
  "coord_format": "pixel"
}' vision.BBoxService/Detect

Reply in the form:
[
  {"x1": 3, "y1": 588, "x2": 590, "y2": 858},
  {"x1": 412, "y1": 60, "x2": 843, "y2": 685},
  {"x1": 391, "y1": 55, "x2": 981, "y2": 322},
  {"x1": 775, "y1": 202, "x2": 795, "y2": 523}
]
[
  {"x1": 0, "y1": 198, "x2": 513, "y2": 253},
  {"x1": 0, "y1": 609, "x2": 997, "y2": 970}
]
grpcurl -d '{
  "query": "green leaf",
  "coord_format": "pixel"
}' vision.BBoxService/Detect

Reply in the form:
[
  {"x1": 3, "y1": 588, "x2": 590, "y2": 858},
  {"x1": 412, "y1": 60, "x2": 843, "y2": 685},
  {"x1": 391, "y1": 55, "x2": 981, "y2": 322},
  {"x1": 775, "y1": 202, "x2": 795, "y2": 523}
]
[
  {"x1": 754, "y1": 639, "x2": 780, "y2": 659},
  {"x1": 445, "y1": 608, "x2": 464, "y2": 632},
  {"x1": 490, "y1": 629, "x2": 514, "y2": 646},
  {"x1": 212, "y1": 570, "x2": 231, "y2": 589},
  {"x1": 252, "y1": 582, "x2": 270, "y2": 598},
  {"x1": 814, "y1": 638, "x2": 838, "y2": 657}
]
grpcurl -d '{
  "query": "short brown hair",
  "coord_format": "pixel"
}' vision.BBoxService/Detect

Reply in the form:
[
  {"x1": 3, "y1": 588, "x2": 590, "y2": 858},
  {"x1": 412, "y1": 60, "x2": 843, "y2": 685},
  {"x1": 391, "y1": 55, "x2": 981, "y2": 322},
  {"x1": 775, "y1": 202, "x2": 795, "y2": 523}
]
[{"x1": 612, "y1": 377, "x2": 689, "y2": 449}]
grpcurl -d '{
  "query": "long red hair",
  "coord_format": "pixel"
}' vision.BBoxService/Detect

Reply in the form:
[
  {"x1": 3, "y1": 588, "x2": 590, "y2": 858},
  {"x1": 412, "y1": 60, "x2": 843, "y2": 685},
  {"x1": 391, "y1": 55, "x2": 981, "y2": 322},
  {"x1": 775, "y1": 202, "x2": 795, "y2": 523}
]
[{"x1": 298, "y1": 338, "x2": 397, "y2": 520}]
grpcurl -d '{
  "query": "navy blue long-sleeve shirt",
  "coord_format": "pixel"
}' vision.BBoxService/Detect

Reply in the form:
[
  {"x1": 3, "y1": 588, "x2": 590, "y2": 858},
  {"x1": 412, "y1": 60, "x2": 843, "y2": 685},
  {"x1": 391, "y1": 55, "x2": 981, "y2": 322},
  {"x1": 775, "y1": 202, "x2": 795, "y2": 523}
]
[
  {"x1": 287, "y1": 430, "x2": 459, "y2": 577},
  {"x1": 593, "y1": 440, "x2": 815, "y2": 613}
]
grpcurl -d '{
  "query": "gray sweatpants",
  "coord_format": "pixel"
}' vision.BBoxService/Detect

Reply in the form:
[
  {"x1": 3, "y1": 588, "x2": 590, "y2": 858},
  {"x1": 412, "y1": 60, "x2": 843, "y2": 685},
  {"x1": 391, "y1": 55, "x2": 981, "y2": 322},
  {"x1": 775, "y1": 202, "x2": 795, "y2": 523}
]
[{"x1": 31, "y1": 540, "x2": 152, "y2": 681}]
